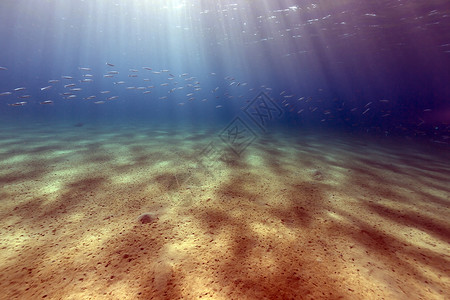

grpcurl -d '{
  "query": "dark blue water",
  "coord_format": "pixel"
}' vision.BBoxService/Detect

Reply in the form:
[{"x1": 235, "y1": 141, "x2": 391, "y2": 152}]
[{"x1": 0, "y1": 0, "x2": 449, "y2": 143}]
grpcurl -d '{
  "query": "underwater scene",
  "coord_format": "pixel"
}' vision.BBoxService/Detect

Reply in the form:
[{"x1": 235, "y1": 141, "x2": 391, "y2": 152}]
[{"x1": 0, "y1": 0, "x2": 449, "y2": 299}]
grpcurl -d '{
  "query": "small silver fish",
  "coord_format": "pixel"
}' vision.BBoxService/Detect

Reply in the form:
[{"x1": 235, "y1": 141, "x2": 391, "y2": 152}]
[
  {"x1": 40, "y1": 86, "x2": 52, "y2": 91},
  {"x1": 0, "y1": 92, "x2": 12, "y2": 96},
  {"x1": 106, "y1": 62, "x2": 115, "y2": 67},
  {"x1": 62, "y1": 76, "x2": 73, "y2": 79},
  {"x1": 0, "y1": 66, "x2": 8, "y2": 70},
  {"x1": 9, "y1": 101, "x2": 27, "y2": 106},
  {"x1": 40, "y1": 100, "x2": 53, "y2": 105}
]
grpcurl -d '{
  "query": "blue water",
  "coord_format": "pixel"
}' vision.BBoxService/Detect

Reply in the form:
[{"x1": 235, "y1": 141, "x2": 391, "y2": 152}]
[{"x1": 0, "y1": 0, "x2": 449, "y2": 143}]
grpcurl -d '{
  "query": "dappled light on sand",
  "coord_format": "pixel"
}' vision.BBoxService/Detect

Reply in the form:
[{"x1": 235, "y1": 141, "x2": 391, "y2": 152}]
[{"x1": 0, "y1": 125, "x2": 448, "y2": 299}]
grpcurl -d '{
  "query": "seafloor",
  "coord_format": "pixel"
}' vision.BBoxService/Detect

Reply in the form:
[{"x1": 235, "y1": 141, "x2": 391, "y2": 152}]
[{"x1": 0, "y1": 123, "x2": 448, "y2": 299}]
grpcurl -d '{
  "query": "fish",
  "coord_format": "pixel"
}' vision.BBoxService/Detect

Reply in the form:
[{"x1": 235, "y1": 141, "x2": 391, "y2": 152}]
[
  {"x1": 128, "y1": 74, "x2": 138, "y2": 77},
  {"x1": 114, "y1": 81, "x2": 125, "y2": 85},
  {"x1": 84, "y1": 96, "x2": 96, "y2": 100},
  {"x1": 8, "y1": 101, "x2": 27, "y2": 106},
  {"x1": 107, "y1": 96, "x2": 119, "y2": 100},
  {"x1": 62, "y1": 76, "x2": 73, "y2": 79},
  {"x1": 362, "y1": 108, "x2": 370, "y2": 114},
  {"x1": 70, "y1": 88, "x2": 82, "y2": 91},
  {"x1": 0, "y1": 66, "x2": 8, "y2": 70},
  {"x1": 161, "y1": 83, "x2": 169, "y2": 86},
  {"x1": 64, "y1": 83, "x2": 76, "y2": 88},
  {"x1": 159, "y1": 96, "x2": 168, "y2": 100},
  {"x1": 14, "y1": 87, "x2": 26, "y2": 91},
  {"x1": 216, "y1": 105, "x2": 223, "y2": 108},
  {"x1": 106, "y1": 62, "x2": 115, "y2": 67},
  {"x1": 40, "y1": 86, "x2": 52, "y2": 91},
  {"x1": 48, "y1": 79, "x2": 59, "y2": 83},
  {"x1": 40, "y1": 100, "x2": 53, "y2": 105},
  {"x1": 94, "y1": 101, "x2": 105, "y2": 104},
  {"x1": 143, "y1": 67, "x2": 152, "y2": 70},
  {"x1": 80, "y1": 79, "x2": 93, "y2": 82},
  {"x1": 108, "y1": 71, "x2": 119, "y2": 74},
  {"x1": 100, "y1": 91, "x2": 111, "y2": 94},
  {"x1": 364, "y1": 102, "x2": 372, "y2": 107},
  {"x1": 143, "y1": 91, "x2": 151, "y2": 94},
  {"x1": 0, "y1": 92, "x2": 12, "y2": 96},
  {"x1": 379, "y1": 99, "x2": 390, "y2": 103},
  {"x1": 103, "y1": 75, "x2": 114, "y2": 78},
  {"x1": 79, "y1": 67, "x2": 91, "y2": 71},
  {"x1": 18, "y1": 95, "x2": 31, "y2": 99},
  {"x1": 129, "y1": 69, "x2": 139, "y2": 72}
]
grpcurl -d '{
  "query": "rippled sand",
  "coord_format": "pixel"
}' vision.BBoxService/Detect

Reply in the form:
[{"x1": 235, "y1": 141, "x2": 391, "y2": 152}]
[{"x1": 0, "y1": 123, "x2": 448, "y2": 299}]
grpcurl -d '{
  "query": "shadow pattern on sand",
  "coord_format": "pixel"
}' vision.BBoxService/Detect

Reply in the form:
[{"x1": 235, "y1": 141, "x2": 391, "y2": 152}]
[{"x1": 0, "y1": 128, "x2": 449, "y2": 299}]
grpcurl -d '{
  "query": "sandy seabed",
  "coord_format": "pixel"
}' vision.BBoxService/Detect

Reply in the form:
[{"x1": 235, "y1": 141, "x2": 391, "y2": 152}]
[{"x1": 0, "y1": 123, "x2": 449, "y2": 300}]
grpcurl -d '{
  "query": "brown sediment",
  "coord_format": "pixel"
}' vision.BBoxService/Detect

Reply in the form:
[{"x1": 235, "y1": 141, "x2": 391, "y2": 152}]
[{"x1": 0, "y1": 125, "x2": 448, "y2": 299}]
